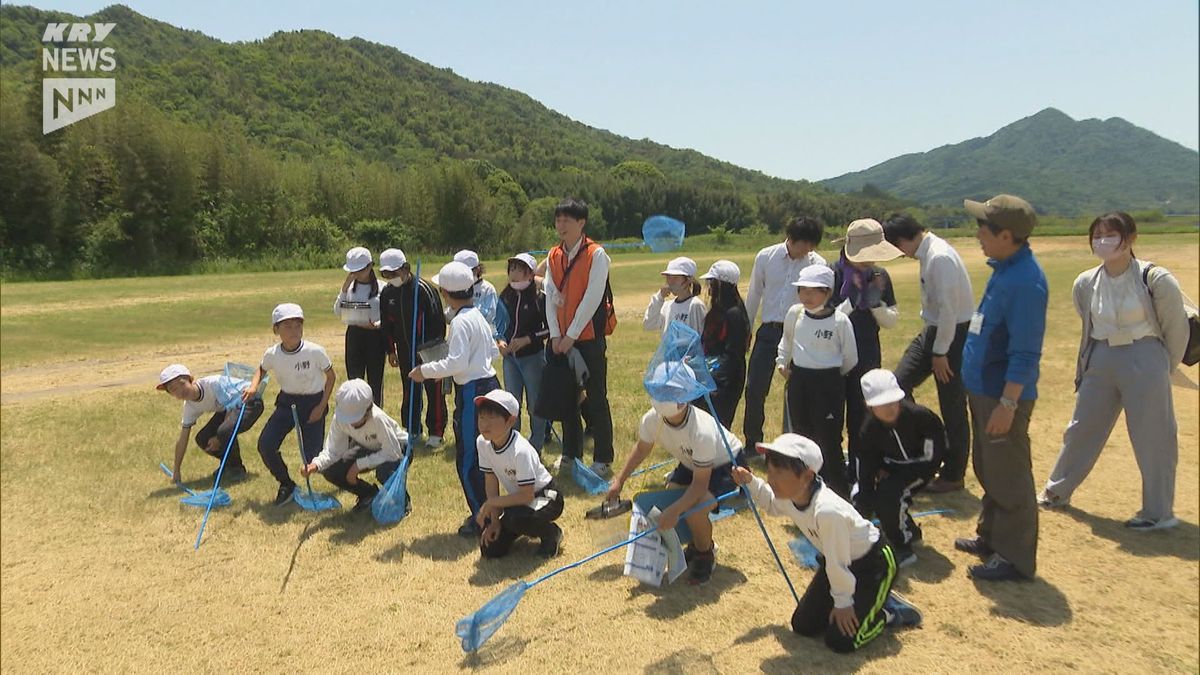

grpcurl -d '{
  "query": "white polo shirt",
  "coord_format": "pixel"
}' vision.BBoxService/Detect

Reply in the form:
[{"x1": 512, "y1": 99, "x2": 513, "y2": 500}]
[
  {"x1": 477, "y1": 429, "x2": 553, "y2": 495},
  {"x1": 261, "y1": 340, "x2": 333, "y2": 395},
  {"x1": 777, "y1": 306, "x2": 859, "y2": 374},
  {"x1": 745, "y1": 245, "x2": 827, "y2": 324},
  {"x1": 638, "y1": 405, "x2": 742, "y2": 471},
  {"x1": 313, "y1": 405, "x2": 408, "y2": 471}
]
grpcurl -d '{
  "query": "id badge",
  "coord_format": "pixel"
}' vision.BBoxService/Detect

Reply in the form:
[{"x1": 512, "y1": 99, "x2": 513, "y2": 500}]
[{"x1": 969, "y1": 312, "x2": 984, "y2": 335}]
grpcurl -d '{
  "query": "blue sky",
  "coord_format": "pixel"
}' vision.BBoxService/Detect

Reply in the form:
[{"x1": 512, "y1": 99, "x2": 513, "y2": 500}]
[{"x1": 25, "y1": 0, "x2": 1200, "y2": 180}]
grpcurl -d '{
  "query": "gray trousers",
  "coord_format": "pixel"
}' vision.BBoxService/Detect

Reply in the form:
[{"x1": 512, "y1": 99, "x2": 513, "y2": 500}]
[
  {"x1": 970, "y1": 394, "x2": 1038, "y2": 578},
  {"x1": 1045, "y1": 337, "x2": 1178, "y2": 521}
]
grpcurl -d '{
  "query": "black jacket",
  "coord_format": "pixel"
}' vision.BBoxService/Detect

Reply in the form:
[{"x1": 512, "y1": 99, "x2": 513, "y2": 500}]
[
  {"x1": 499, "y1": 284, "x2": 549, "y2": 358},
  {"x1": 856, "y1": 399, "x2": 945, "y2": 498},
  {"x1": 701, "y1": 305, "x2": 749, "y2": 383},
  {"x1": 380, "y1": 278, "x2": 446, "y2": 365},
  {"x1": 829, "y1": 260, "x2": 896, "y2": 371}
]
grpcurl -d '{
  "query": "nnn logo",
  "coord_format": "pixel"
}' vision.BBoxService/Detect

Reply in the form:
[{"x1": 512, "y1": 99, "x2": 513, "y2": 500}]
[{"x1": 42, "y1": 22, "x2": 117, "y2": 134}]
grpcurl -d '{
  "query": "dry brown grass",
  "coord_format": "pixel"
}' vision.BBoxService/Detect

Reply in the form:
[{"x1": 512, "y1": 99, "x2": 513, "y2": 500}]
[{"x1": 1, "y1": 235, "x2": 1197, "y2": 673}]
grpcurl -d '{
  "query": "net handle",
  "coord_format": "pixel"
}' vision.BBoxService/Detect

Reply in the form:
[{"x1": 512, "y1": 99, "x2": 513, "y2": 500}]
[{"x1": 194, "y1": 400, "x2": 246, "y2": 549}]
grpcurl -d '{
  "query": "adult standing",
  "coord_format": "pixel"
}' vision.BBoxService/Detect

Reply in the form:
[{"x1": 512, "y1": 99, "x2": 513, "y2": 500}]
[
  {"x1": 1040, "y1": 212, "x2": 1188, "y2": 530},
  {"x1": 882, "y1": 214, "x2": 975, "y2": 493},
  {"x1": 743, "y1": 216, "x2": 826, "y2": 448},
  {"x1": 543, "y1": 198, "x2": 616, "y2": 476},
  {"x1": 955, "y1": 194, "x2": 1047, "y2": 582}
]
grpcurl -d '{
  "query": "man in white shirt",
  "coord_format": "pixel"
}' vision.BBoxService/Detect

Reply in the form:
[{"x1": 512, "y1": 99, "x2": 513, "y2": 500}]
[
  {"x1": 883, "y1": 214, "x2": 974, "y2": 493},
  {"x1": 542, "y1": 198, "x2": 616, "y2": 477},
  {"x1": 743, "y1": 216, "x2": 827, "y2": 448}
]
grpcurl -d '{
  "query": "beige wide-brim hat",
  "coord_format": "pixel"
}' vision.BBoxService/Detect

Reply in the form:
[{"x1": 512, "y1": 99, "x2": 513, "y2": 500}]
[{"x1": 838, "y1": 219, "x2": 903, "y2": 263}]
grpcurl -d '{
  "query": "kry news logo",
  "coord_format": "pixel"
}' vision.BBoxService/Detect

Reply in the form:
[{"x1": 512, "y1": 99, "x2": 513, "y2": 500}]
[{"x1": 41, "y1": 22, "x2": 117, "y2": 134}]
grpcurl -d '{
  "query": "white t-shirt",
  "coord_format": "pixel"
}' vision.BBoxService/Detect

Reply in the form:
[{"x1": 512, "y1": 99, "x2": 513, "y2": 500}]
[
  {"x1": 745, "y1": 476, "x2": 879, "y2": 609},
  {"x1": 1090, "y1": 263, "x2": 1157, "y2": 345},
  {"x1": 642, "y1": 294, "x2": 707, "y2": 335},
  {"x1": 261, "y1": 340, "x2": 333, "y2": 395},
  {"x1": 638, "y1": 405, "x2": 743, "y2": 471},
  {"x1": 180, "y1": 375, "x2": 226, "y2": 427},
  {"x1": 419, "y1": 307, "x2": 499, "y2": 385},
  {"x1": 777, "y1": 306, "x2": 858, "y2": 374},
  {"x1": 478, "y1": 429, "x2": 553, "y2": 495},
  {"x1": 312, "y1": 405, "x2": 408, "y2": 471}
]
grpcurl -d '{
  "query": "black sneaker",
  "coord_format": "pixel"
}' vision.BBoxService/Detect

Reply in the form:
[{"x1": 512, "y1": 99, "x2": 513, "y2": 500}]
[
  {"x1": 404, "y1": 493, "x2": 413, "y2": 517},
  {"x1": 353, "y1": 493, "x2": 375, "y2": 513},
  {"x1": 458, "y1": 516, "x2": 482, "y2": 538},
  {"x1": 687, "y1": 546, "x2": 716, "y2": 586},
  {"x1": 537, "y1": 524, "x2": 563, "y2": 558},
  {"x1": 968, "y1": 553, "x2": 1025, "y2": 581},
  {"x1": 893, "y1": 546, "x2": 917, "y2": 568},
  {"x1": 273, "y1": 483, "x2": 296, "y2": 507},
  {"x1": 953, "y1": 536, "x2": 992, "y2": 558}
]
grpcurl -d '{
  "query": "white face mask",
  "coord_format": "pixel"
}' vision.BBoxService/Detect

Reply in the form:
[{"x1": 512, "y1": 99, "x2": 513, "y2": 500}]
[
  {"x1": 1091, "y1": 235, "x2": 1124, "y2": 261},
  {"x1": 651, "y1": 401, "x2": 685, "y2": 419},
  {"x1": 509, "y1": 279, "x2": 531, "y2": 291},
  {"x1": 386, "y1": 276, "x2": 406, "y2": 287}
]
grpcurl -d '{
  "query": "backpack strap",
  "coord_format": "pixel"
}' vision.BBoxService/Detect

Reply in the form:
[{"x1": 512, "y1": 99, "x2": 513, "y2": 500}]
[{"x1": 1141, "y1": 261, "x2": 1158, "y2": 295}]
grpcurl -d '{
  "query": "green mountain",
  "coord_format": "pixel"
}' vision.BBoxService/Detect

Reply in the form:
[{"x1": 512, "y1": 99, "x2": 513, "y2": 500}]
[
  {"x1": 0, "y1": 4, "x2": 905, "y2": 277},
  {"x1": 822, "y1": 108, "x2": 1200, "y2": 215}
]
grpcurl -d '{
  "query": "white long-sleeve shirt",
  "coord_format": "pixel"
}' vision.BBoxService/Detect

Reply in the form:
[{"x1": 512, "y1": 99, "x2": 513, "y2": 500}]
[
  {"x1": 313, "y1": 405, "x2": 408, "y2": 472},
  {"x1": 334, "y1": 279, "x2": 383, "y2": 327},
  {"x1": 915, "y1": 233, "x2": 974, "y2": 355},
  {"x1": 745, "y1": 476, "x2": 879, "y2": 609},
  {"x1": 642, "y1": 293, "x2": 707, "y2": 335},
  {"x1": 544, "y1": 237, "x2": 612, "y2": 340},
  {"x1": 745, "y1": 244, "x2": 827, "y2": 325},
  {"x1": 777, "y1": 306, "x2": 858, "y2": 374},
  {"x1": 418, "y1": 306, "x2": 498, "y2": 385}
]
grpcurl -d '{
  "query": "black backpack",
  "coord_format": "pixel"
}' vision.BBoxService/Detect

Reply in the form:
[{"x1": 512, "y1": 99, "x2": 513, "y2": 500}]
[{"x1": 1142, "y1": 263, "x2": 1200, "y2": 366}]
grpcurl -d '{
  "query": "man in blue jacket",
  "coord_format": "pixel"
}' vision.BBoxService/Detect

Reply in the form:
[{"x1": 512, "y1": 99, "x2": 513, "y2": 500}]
[{"x1": 954, "y1": 194, "x2": 1048, "y2": 582}]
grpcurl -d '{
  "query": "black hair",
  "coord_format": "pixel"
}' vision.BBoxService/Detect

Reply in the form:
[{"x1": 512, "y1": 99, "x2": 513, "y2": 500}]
[
  {"x1": 706, "y1": 279, "x2": 751, "y2": 350},
  {"x1": 352, "y1": 267, "x2": 380, "y2": 299},
  {"x1": 554, "y1": 197, "x2": 589, "y2": 222},
  {"x1": 476, "y1": 400, "x2": 514, "y2": 420},
  {"x1": 764, "y1": 450, "x2": 809, "y2": 476},
  {"x1": 785, "y1": 216, "x2": 823, "y2": 245},
  {"x1": 447, "y1": 289, "x2": 473, "y2": 301},
  {"x1": 882, "y1": 213, "x2": 925, "y2": 245}
]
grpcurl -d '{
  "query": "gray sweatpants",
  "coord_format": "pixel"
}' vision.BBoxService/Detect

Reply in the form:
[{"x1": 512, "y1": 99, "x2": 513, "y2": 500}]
[{"x1": 1045, "y1": 337, "x2": 1178, "y2": 522}]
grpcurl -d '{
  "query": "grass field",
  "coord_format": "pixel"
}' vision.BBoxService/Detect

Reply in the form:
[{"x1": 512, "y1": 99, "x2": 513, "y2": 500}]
[{"x1": 2, "y1": 234, "x2": 1197, "y2": 673}]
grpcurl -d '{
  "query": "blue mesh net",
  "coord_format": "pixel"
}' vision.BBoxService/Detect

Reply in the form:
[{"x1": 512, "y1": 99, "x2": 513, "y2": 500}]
[
  {"x1": 215, "y1": 362, "x2": 268, "y2": 410},
  {"x1": 641, "y1": 215, "x2": 686, "y2": 253},
  {"x1": 643, "y1": 321, "x2": 716, "y2": 403},
  {"x1": 572, "y1": 458, "x2": 609, "y2": 495},
  {"x1": 371, "y1": 453, "x2": 412, "y2": 525},
  {"x1": 456, "y1": 580, "x2": 530, "y2": 653},
  {"x1": 294, "y1": 486, "x2": 341, "y2": 511}
]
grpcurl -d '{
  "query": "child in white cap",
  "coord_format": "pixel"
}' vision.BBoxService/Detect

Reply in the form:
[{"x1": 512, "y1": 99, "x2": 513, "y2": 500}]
[
  {"x1": 474, "y1": 389, "x2": 563, "y2": 558},
  {"x1": 643, "y1": 256, "x2": 707, "y2": 335},
  {"x1": 410, "y1": 261, "x2": 501, "y2": 537},
  {"x1": 243, "y1": 303, "x2": 336, "y2": 506},
  {"x1": 732, "y1": 433, "x2": 922, "y2": 654},
  {"x1": 453, "y1": 250, "x2": 500, "y2": 335},
  {"x1": 698, "y1": 260, "x2": 750, "y2": 428},
  {"x1": 301, "y1": 379, "x2": 410, "y2": 513},
  {"x1": 776, "y1": 264, "x2": 858, "y2": 498},
  {"x1": 378, "y1": 247, "x2": 449, "y2": 448},
  {"x1": 854, "y1": 369, "x2": 944, "y2": 568},
  {"x1": 497, "y1": 252, "x2": 551, "y2": 453},
  {"x1": 335, "y1": 246, "x2": 387, "y2": 406},
  {"x1": 158, "y1": 363, "x2": 265, "y2": 485}
]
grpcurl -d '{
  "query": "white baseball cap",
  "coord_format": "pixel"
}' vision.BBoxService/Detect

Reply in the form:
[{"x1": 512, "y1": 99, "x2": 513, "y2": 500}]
[
  {"x1": 508, "y1": 253, "x2": 537, "y2": 272},
  {"x1": 699, "y1": 260, "x2": 740, "y2": 284},
  {"x1": 840, "y1": 219, "x2": 903, "y2": 263},
  {"x1": 474, "y1": 389, "x2": 520, "y2": 417},
  {"x1": 792, "y1": 264, "x2": 835, "y2": 289},
  {"x1": 156, "y1": 364, "x2": 192, "y2": 390},
  {"x1": 334, "y1": 379, "x2": 375, "y2": 423},
  {"x1": 860, "y1": 368, "x2": 906, "y2": 407},
  {"x1": 432, "y1": 261, "x2": 476, "y2": 293},
  {"x1": 379, "y1": 248, "x2": 408, "y2": 272},
  {"x1": 661, "y1": 256, "x2": 697, "y2": 278},
  {"x1": 755, "y1": 433, "x2": 823, "y2": 472},
  {"x1": 343, "y1": 247, "x2": 373, "y2": 273},
  {"x1": 272, "y1": 302, "x2": 304, "y2": 325},
  {"x1": 453, "y1": 250, "x2": 481, "y2": 269}
]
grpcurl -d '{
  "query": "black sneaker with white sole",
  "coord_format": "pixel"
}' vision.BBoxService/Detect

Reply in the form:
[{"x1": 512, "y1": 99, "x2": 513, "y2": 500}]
[
  {"x1": 687, "y1": 546, "x2": 716, "y2": 586},
  {"x1": 273, "y1": 482, "x2": 296, "y2": 507},
  {"x1": 537, "y1": 524, "x2": 563, "y2": 558}
]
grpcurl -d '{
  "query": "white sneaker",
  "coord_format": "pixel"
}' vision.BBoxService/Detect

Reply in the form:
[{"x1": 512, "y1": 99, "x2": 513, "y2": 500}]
[
  {"x1": 589, "y1": 462, "x2": 612, "y2": 478},
  {"x1": 1125, "y1": 516, "x2": 1179, "y2": 531},
  {"x1": 425, "y1": 436, "x2": 443, "y2": 448}
]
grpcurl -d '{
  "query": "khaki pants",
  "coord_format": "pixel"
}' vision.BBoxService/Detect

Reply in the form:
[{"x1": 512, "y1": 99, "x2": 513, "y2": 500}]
[{"x1": 969, "y1": 395, "x2": 1038, "y2": 578}]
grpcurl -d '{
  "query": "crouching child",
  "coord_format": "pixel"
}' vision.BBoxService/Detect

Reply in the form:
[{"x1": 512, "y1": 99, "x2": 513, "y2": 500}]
[
  {"x1": 732, "y1": 433, "x2": 922, "y2": 654},
  {"x1": 301, "y1": 379, "x2": 410, "y2": 514},
  {"x1": 475, "y1": 390, "x2": 564, "y2": 559}
]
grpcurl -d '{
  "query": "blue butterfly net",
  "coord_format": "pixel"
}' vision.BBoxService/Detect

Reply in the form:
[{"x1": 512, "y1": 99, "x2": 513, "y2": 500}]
[
  {"x1": 641, "y1": 215, "x2": 686, "y2": 253},
  {"x1": 643, "y1": 321, "x2": 716, "y2": 403}
]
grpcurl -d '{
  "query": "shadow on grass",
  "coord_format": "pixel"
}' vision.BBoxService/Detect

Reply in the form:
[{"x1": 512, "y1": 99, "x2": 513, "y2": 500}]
[
  {"x1": 644, "y1": 647, "x2": 719, "y2": 674},
  {"x1": 374, "y1": 541, "x2": 406, "y2": 564},
  {"x1": 1064, "y1": 510, "x2": 1199, "y2": 561},
  {"x1": 279, "y1": 520, "x2": 314, "y2": 594},
  {"x1": 914, "y1": 487, "x2": 982, "y2": 522},
  {"x1": 632, "y1": 566, "x2": 748, "y2": 620},
  {"x1": 468, "y1": 545, "x2": 543, "y2": 587},
  {"x1": 893, "y1": 543, "x2": 955, "y2": 587},
  {"x1": 409, "y1": 531, "x2": 476, "y2": 562},
  {"x1": 736, "y1": 622, "x2": 904, "y2": 672},
  {"x1": 458, "y1": 634, "x2": 528, "y2": 670},
  {"x1": 972, "y1": 575, "x2": 1073, "y2": 626}
]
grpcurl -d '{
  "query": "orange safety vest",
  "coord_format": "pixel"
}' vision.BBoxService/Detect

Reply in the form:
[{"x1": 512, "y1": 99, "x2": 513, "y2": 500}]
[{"x1": 548, "y1": 236, "x2": 616, "y2": 343}]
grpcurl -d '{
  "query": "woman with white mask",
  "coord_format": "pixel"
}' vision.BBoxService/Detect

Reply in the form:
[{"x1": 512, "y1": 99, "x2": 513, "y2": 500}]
[{"x1": 1040, "y1": 212, "x2": 1190, "y2": 531}]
